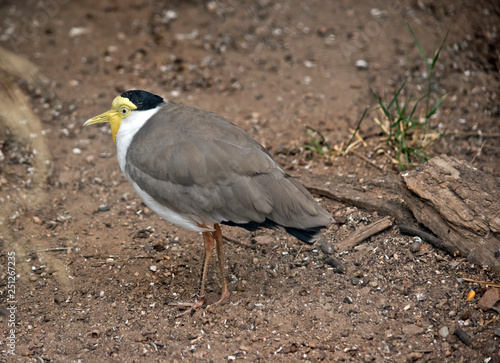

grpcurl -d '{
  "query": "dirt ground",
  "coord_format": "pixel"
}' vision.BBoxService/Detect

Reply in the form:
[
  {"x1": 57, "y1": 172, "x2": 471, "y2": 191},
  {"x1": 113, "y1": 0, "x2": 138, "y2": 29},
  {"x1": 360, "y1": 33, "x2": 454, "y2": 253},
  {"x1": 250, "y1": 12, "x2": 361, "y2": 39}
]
[{"x1": 1, "y1": 0, "x2": 499, "y2": 361}]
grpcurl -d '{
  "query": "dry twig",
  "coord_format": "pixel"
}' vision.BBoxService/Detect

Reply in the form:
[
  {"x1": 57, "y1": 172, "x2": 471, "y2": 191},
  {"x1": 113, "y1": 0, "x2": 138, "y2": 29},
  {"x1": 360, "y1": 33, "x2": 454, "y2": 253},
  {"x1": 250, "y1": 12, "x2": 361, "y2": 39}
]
[
  {"x1": 336, "y1": 216, "x2": 393, "y2": 251},
  {"x1": 462, "y1": 278, "x2": 500, "y2": 288}
]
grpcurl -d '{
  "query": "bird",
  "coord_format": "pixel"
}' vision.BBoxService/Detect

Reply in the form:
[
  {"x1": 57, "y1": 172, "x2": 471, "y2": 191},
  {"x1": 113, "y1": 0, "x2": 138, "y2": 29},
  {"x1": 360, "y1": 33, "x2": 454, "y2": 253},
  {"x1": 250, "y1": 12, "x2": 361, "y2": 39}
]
[{"x1": 84, "y1": 90, "x2": 333, "y2": 316}]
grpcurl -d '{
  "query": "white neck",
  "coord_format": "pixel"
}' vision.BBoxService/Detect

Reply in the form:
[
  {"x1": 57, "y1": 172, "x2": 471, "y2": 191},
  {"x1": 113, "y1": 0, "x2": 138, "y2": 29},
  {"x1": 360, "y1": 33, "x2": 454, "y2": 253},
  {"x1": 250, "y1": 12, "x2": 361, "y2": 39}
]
[{"x1": 115, "y1": 107, "x2": 161, "y2": 173}]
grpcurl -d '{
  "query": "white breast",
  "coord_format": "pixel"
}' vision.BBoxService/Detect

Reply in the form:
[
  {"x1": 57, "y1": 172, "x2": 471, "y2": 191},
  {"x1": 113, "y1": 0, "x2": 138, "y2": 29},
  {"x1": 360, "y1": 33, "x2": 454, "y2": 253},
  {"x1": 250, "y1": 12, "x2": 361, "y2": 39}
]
[
  {"x1": 115, "y1": 107, "x2": 160, "y2": 173},
  {"x1": 115, "y1": 107, "x2": 211, "y2": 233}
]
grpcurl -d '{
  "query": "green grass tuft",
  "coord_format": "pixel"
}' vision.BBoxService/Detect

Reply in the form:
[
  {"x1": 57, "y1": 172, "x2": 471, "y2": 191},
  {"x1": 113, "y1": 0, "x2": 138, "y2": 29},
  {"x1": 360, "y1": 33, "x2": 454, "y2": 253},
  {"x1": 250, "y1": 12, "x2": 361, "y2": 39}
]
[{"x1": 370, "y1": 23, "x2": 449, "y2": 170}]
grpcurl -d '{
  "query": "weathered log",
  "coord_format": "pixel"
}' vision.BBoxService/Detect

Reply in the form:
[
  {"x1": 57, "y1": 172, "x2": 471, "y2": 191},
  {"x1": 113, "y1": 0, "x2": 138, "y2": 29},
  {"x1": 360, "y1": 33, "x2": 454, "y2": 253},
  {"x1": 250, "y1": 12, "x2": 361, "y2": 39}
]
[
  {"x1": 302, "y1": 174, "x2": 414, "y2": 224},
  {"x1": 401, "y1": 155, "x2": 500, "y2": 274}
]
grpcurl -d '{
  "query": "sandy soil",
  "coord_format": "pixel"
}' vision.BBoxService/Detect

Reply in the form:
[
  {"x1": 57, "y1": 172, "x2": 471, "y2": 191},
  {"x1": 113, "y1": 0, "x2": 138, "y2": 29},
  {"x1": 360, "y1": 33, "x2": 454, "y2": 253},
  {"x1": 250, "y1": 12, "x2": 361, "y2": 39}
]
[{"x1": 0, "y1": 0, "x2": 499, "y2": 361}]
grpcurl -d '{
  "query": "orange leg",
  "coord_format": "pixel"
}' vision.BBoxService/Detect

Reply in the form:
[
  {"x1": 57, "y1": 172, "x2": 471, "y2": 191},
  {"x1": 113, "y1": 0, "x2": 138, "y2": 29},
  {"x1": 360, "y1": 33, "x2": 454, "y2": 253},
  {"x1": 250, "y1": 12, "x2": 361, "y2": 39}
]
[
  {"x1": 169, "y1": 224, "x2": 230, "y2": 317},
  {"x1": 212, "y1": 224, "x2": 230, "y2": 304},
  {"x1": 169, "y1": 227, "x2": 214, "y2": 317}
]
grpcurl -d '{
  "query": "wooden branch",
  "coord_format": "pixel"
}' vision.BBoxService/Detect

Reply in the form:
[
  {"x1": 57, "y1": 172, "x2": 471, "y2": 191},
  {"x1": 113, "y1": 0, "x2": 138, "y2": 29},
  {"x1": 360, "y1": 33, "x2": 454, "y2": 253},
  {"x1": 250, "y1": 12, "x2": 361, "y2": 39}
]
[{"x1": 336, "y1": 216, "x2": 393, "y2": 251}]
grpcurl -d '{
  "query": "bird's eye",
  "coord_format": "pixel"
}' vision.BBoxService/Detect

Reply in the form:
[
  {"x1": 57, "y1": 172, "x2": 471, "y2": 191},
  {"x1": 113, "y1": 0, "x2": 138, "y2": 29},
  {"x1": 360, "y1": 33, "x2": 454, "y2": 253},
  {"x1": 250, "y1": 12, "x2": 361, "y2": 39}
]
[{"x1": 120, "y1": 107, "x2": 129, "y2": 115}]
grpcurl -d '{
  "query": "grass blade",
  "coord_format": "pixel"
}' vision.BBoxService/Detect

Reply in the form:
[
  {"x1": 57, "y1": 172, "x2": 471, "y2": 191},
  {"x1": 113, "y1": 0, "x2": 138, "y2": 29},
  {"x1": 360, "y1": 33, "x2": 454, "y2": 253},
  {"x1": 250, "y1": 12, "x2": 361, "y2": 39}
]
[
  {"x1": 407, "y1": 23, "x2": 428, "y2": 68},
  {"x1": 344, "y1": 106, "x2": 369, "y2": 153}
]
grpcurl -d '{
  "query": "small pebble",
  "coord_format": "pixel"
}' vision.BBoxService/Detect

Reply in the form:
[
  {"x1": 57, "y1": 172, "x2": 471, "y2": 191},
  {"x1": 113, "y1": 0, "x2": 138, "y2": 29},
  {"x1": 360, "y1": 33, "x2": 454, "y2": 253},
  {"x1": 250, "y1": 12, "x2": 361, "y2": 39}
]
[
  {"x1": 370, "y1": 8, "x2": 388, "y2": 18},
  {"x1": 355, "y1": 59, "x2": 368, "y2": 70},
  {"x1": 149, "y1": 265, "x2": 157, "y2": 272},
  {"x1": 303, "y1": 60, "x2": 315, "y2": 68},
  {"x1": 438, "y1": 326, "x2": 449, "y2": 338},
  {"x1": 324, "y1": 257, "x2": 345, "y2": 273},
  {"x1": 351, "y1": 277, "x2": 361, "y2": 286},
  {"x1": 343, "y1": 296, "x2": 354, "y2": 304},
  {"x1": 99, "y1": 291, "x2": 105, "y2": 297},
  {"x1": 409, "y1": 242, "x2": 421, "y2": 253},
  {"x1": 494, "y1": 328, "x2": 500, "y2": 337},
  {"x1": 407, "y1": 352, "x2": 423, "y2": 360},
  {"x1": 236, "y1": 281, "x2": 246, "y2": 292},
  {"x1": 69, "y1": 27, "x2": 89, "y2": 37},
  {"x1": 320, "y1": 239, "x2": 335, "y2": 254},
  {"x1": 460, "y1": 311, "x2": 471, "y2": 320},
  {"x1": 165, "y1": 10, "x2": 178, "y2": 20},
  {"x1": 98, "y1": 204, "x2": 110, "y2": 212},
  {"x1": 312, "y1": 350, "x2": 326, "y2": 360},
  {"x1": 402, "y1": 324, "x2": 424, "y2": 336},
  {"x1": 72, "y1": 147, "x2": 82, "y2": 155}
]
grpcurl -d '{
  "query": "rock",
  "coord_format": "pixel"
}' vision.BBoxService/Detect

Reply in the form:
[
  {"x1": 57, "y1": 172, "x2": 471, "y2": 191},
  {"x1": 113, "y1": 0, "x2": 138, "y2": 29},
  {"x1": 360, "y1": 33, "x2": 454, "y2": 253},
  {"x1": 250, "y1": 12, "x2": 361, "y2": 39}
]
[
  {"x1": 343, "y1": 296, "x2": 354, "y2": 304},
  {"x1": 460, "y1": 310, "x2": 471, "y2": 320},
  {"x1": 58, "y1": 170, "x2": 80, "y2": 185},
  {"x1": 402, "y1": 325, "x2": 424, "y2": 336},
  {"x1": 149, "y1": 265, "x2": 157, "y2": 272},
  {"x1": 251, "y1": 236, "x2": 274, "y2": 244},
  {"x1": 236, "y1": 281, "x2": 246, "y2": 292},
  {"x1": 351, "y1": 277, "x2": 361, "y2": 286},
  {"x1": 312, "y1": 349, "x2": 326, "y2": 361},
  {"x1": 69, "y1": 27, "x2": 90, "y2": 37},
  {"x1": 407, "y1": 352, "x2": 423, "y2": 361},
  {"x1": 494, "y1": 328, "x2": 500, "y2": 337},
  {"x1": 324, "y1": 257, "x2": 345, "y2": 273},
  {"x1": 98, "y1": 204, "x2": 110, "y2": 212},
  {"x1": 355, "y1": 59, "x2": 368, "y2": 70},
  {"x1": 477, "y1": 288, "x2": 499, "y2": 310},
  {"x1": 438, "y1": 326, "x2": 449, "y2": 338},
  {"x1": 370, "y1": 8, "x2": 388, "y2": 18},
  {"x1": 320, "y1": 239, "x2": 335, "y2": 254},
  {"x1": 409, "y1": 242, "x2": 421, "y2": 253}
]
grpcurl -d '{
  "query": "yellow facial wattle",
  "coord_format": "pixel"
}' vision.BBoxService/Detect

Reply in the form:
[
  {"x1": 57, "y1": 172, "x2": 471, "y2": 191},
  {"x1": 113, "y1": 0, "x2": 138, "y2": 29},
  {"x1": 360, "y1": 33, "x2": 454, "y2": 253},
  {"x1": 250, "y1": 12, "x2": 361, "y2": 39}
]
[{"x1": 83, "y1": 96, "x2": 137, "y2": 142}]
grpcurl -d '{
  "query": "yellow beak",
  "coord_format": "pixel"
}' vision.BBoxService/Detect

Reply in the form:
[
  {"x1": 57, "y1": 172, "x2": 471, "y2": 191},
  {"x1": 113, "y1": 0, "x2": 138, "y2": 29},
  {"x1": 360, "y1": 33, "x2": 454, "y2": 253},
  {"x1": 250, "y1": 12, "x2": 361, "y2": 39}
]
[
  {"x1": 84, "y1": 110, "x2": 122, "y2": 142},
  {"x1": 83, "y1": 111, "x2": 111, "y2": 127},
  {"x1": 84, "y1": 96, "x2": 137, "y2": 143}
]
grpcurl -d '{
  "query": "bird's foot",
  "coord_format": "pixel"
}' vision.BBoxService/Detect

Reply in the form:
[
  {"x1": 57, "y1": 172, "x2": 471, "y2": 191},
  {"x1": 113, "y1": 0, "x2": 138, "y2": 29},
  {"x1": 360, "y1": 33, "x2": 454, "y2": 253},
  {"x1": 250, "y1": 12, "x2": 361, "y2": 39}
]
[
  {"x1": 212, "y1": 288, "x2": 230, "y2": 306},
  {"x1": 168, "y1": 294, "x2": 205, "y2": 317}
]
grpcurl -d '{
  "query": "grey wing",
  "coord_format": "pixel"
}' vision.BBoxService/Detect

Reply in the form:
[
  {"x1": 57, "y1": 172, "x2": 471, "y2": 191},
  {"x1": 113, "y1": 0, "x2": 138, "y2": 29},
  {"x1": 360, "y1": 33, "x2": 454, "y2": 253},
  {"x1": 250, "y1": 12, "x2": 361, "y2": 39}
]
[{"x1": 125, "y1": 103, "x2": 331, "y2": 228}]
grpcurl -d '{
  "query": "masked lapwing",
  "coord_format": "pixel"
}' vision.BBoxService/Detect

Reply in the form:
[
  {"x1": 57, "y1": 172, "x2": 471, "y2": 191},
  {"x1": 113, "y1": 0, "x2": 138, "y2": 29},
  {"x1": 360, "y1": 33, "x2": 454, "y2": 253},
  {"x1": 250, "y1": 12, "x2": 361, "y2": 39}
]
[{"x1": 84, "y1": 90, "x2": 333, "y2": 316}]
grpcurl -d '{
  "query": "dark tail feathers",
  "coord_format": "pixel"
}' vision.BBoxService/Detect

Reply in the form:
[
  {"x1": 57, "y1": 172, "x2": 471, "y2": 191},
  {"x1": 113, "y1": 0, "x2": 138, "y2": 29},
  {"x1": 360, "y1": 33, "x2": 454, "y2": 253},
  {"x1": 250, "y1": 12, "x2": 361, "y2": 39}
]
[{"x1": 222, "y1": 219, "x2": 327, "y2": 244}]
